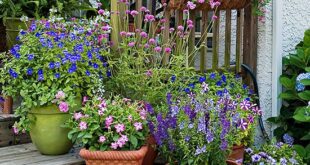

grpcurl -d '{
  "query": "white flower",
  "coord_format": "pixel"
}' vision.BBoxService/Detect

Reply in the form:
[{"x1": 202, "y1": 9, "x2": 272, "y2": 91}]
[
  {"x1": 0, "y1": 0, "x2": 3, "y2": 5},
  {"x1": 20, "y1": 15, "x2": 28, "y2": 22},
  {"x1": 89, "y1": 0, "x2": 99, "y2": 8},
  {"x1": 49, "y1": 8, "x2": 57, "y2": 13},
  {"x1": 56, "y1": 17, "x2": 63, "y2": 21}
]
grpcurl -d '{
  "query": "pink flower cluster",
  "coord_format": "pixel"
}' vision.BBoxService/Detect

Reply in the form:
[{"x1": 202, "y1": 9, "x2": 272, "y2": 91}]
[
  {"x1": 111, "y1": 135, "x2": 129, "y2": 149},
  {"x1": 105, "y1": 115, "x2": 113, "y2": 128}
]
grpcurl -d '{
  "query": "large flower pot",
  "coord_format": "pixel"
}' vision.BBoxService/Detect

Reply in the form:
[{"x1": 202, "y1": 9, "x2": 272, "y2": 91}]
[
  {"x1": 143, "y1": 136, "x2": 157, "y2": 165},
  {"x1": 28, "y1": 101, "x2": 80, "y2": 155},
  {"x1": 226, "y1": 145, "x2": 245, "y2": 165},
  {"x1": 80, "y1": 146, "x2": 148, "y2": 165},
  {"x1": 3, "y1": 18, "x2": 32, "y2": 49}
]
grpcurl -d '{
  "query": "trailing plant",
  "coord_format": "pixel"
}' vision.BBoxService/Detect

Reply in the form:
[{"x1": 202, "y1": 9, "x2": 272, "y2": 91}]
[
  {"x1": 147, "y1": 72, "x2": 261, "y2": 164},
  {"x1": 0, "y1": 11, "x2": 110, "y2": 131},
  {"x1": 67, "y1": 96, "x2": 149, "y2": 151},
  {"x1": 268, "y1": 29, "x2": 310, "y2": 163},
  {"x1": 244, "y1": 134, "x2": 304, "y2": 164}
]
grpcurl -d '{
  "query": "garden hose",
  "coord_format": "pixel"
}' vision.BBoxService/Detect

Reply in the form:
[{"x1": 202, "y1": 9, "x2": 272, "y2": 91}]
[{"x1": 241, "y1": 64, "x2": 270, "y2": 142}]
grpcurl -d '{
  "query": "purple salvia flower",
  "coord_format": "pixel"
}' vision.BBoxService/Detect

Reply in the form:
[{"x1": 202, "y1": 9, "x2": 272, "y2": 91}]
[{"x1": 220, "y1": 140, "x2": 228, "y2": 150}]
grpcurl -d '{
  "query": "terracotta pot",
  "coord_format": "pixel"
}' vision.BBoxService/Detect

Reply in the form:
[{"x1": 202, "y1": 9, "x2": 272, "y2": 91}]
[
  {"x1": 1, "y1": 96, "x2": 13, "y2": 114},
  {"x1": 80, "y1": 146, "x2": 148, "y2": 165},
  {"x1": 226, "y1": 145, "x2": 245, "y2": 165},
  {"x1": 162, "y1": 0, "x2": 185, "y2": 10},
  {"x1": 143, "y1": 136, "x2": 157, "y2": 165}
]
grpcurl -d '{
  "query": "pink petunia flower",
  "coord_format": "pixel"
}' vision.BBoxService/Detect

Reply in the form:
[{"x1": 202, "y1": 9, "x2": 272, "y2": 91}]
[
  {"x1": 13, "y1": 125, "x2": 19, "y2": 134},
  {"x1": 115, "y1": 124, "x2": 125, "y2": 133},
  {"x1": 105, "y1": 116, "x2": 113, "y2": 128},
  {"x1": 55, "y1": 91, "x2": 65, "y2": 99},
  {"x1": 134, "y1": 122, "x2": 143, "y2": 131},
  {"x1": 130, "y1": 10, "x2": 139, "y2": 16},
  {"x1": 111, "y1": 142, "x2": 118, "y2": 149},
  {"x1": 74, "y1": 112, "x2": 83, "y2": 120},
  {"x1": 98, "y1": 136, "x2": 106, "y2": 143},
  {"x1": 79, "y1": 121, "x2": 87, "y2": 130},
  {"x1": 59, "y1": 101, "x2": 69, "y2": 112}
]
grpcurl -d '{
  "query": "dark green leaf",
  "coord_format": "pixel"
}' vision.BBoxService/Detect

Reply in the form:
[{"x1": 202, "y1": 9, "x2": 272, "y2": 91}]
[
  {"x1": 293, "y1": 145, "x2": 306, "y2": 157},
  {"x1": 301, "y1": 133, "x2": 310, "y2": 140},
  {"x1": 130, "y1": 135, "x2": 138, "y2": 149},
  {"x1": 298, "y1": 91, "x2": 310, "y2": 100}
]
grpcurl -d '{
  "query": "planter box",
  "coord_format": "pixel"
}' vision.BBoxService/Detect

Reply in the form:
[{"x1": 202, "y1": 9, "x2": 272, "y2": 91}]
[{"x1": 0, "y1": 114, "x2": 31, "y2": 147}]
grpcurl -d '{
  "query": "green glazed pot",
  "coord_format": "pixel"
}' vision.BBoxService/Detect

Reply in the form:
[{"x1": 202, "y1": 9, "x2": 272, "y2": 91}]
[
  {"x1": 3, "y1": 17, "x2": 32, "y2": 49},
  {"x1": 28, "y1": 100, "x2": 81, "y2": 155}
]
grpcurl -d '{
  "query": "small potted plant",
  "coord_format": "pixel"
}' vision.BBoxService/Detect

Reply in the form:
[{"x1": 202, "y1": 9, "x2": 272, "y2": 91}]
[
  {"x1": 244, "y1": 134, "x2": 304, "y2": 164},
  {"x1": 0, "y1": 11, "x2": 110, "y2": 155},
  {"x1": 67, "y1": 96, "x2": 150, "y2": 165},
  {"x1": 147, "y1": 72, "x2": 261, "y2": 164}
]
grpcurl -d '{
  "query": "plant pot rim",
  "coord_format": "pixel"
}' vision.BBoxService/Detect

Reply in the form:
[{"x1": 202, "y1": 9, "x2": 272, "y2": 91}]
[{"x1": 80, "y1": 146, "x2": 148, "y2": 160}]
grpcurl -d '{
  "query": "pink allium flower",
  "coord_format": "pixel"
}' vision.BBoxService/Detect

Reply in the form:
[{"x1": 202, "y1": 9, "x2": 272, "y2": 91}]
[
  {"x1": 212, "y1": 14, "x2": 218, "y2": 21},
  {"x1": 187, "y1": 1, "x2": 196, "y2": 10},
  {"x1": 160, "y1": 26, "x2": 165, "y2": 31},
  {"x1": 183, "y1": 9, "x2": 189, "y2": 14},
  {"x1": 59, "y1": 101, "x2": 69, "y2": 112},
  {"x1": 149, "y1": 38, "x2": 156, "y2": 45},
  {"x1": 128, "y1": 115, "x2": 133, "y2": 121},
  {"x1": 165, "y1": 47, "x2": 172, "y2": 54},
  {"x1": 105, "y1": 116, "x2": 113, "y2": 128},
  {"x1": 55, "y1": 91, "x2": 65, "y2": 99},
  {"x1": 144, "y1": 43, "x2": 150, "y2": 49},
  {"x1": 177, "y1": 25, "x2": 184, "y2": 31},
  {"x1": 188, "y1": 24, "x2": 194, "y2": 29},
  {"x1": 169, "y1": 28, "x2": 175, "y2": 33},
  {"x1": 135, "y1": 29, "x2": 141, "y2": 33},
  {"x1": 98, "y1": 136, "x2": 106, "y2": 143},
  {"x1": 111, "y1": 142, "x2": 118, "y2": 149},
  {"x1": 145, "y1": 69, "x2": 153, "y2": 77},
  {"x1": 98, "y1": 2, "x2": 102, "y2": 7},
  {"x1": 134, "y1": 122, "x2": 143, "y2": 131},
  {"x1": 160, "y1": 18, "x2": 166, "y2": 23},
  {"x1": 128, "y1": 42, "x2": 135, "y2": 47},
  {"x1": 120, "y1": 31, "x2": 127, "y2": 37},
  {"x1": 209, "y1": 0, "x2": 221, "y2": 9},
  {"x1": 144, "y1": 14, "x2": 155, "y2": 22},
  {"x1": 140, "y1": 31, "x2": 148, "y2": 38},
  {"x1": 102, "y1": 25, "x2": 111, "y2": 31},
  {"x1": 140, "y1": 6, "x2": 147, "y2": 12},
  {"x1": 79, "y1": 121, "x2": 87, "y2": 130},
  {"x1": 126, "y1": 32, "x2": 132, "y2": 37},
  {"x1": 187, "y1": 20, "x2": 193, "y2": 25},
  {"x1": 198, "y1": 0, "x2": 205, "y2": 3},
  {"x1": 154, "y1": 46, "x2": 162, "y2": 53},
  {"x1": 115, "y1": 124, "x2": 125, "y2": 133},
  {"x1": 130, "y1": 10, "x2": 139, "y2": 16},
  {"x1": 74, "y1": 112, "x2": 83, "y2": 120},
  {"x1": 98, "y1": 9, "x2": 104, "y2": 15}
]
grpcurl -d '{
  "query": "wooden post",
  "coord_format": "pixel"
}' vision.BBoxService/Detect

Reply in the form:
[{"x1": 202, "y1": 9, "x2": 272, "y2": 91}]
[
  {"x1": 243, "y1": 5, "x2": 258, "y2": 74},
  {"x1": 188, "y1": 10, "x2": 196, "y2": 67},
  {"x1": 111, "y1": 0, "x2": 120, "y2": 51},
  {"x1": 162, "y1": 9, "x2": 171, "y2": 65},
  {"x1": 224, "y1": 10, "x2": 231, "y2": 69},
  {"x1": 212, "y1": 10, "x2": 220, "y2": 70},
  {"x1": 235, "y1": 9, "x2": 243, "y2": 73},
  {"x1": 200, "y1": 10, "x2": 209, "y2": 72}
]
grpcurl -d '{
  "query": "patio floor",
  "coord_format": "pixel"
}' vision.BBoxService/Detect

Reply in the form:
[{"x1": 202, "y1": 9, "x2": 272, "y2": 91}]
[{"x1": 0, "y1": 143, "x2": 84, "y2": 165}]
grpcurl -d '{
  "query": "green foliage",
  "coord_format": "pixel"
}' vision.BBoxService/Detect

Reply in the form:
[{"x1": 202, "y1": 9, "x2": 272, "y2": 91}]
[
  {"x1": 268, "y1": 29, "x2": 310, "y2": 164},
  {"x1": 66, "y1": 96, "x2": 149, "y2": 151},
  {"x1": 0, "y1": 13, "x2": 109, "y2": 131}
]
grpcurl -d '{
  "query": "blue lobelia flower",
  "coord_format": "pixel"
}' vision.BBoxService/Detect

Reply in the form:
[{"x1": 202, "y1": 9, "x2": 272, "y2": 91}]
[
  {"x1": 93, "y1": 63, "x2": 99, "y2": 69},
  {"x1": 171, "y1": 75, "x2": 176, "y2": 83},
  {"x1": 28, "y1": 54, "x2": 34, "y2": 60},
  {"x1": 55, "y1": 73, "x2": 60, "y2": 79},
  {"x1": 251, "y1": 154, "x2": 262, "y2": 163},
  {"x1": 30, "y1": 23, "x2": 36, "y2": 31},
  {"x1": 189, "y1": 83, "x2": 195, "y2": 88},
  {"x1": 216, "y1": 80, "x2": 222, "y2": 86},
  {"x1": 221, "y1": 75, "x2": 227, "y2": 83},
  {"x1": 9, "y1": 68, "x2": 18, "y2": 78},
  {"x1": 55, "y1": 62, "x2": 61, "y2": 68},
  {"x1": 27, "y1": 68, "x2": 33, "y2": 75},
  {"x1": 85, "y1": 70, "x2": 91, "y2": 76},
  {"x1": 49, "y1": 62, "x2": 55, "y2": 69},
  {"x1": 38, "y1": 69, "x2": 44, "y2": 81},
  {"x1": 296, "y1": 73, "x2": 310, "y2": 92},
  {"x1": 87, "y1": 50, "x2": 92, "y2": 59},
  {"x1": 199, "y1": 76, "x2": 206, "y2": 83},
  {"x1": 184, "y1": 88, "x2": 190, "y2": 93},
  {"x1": 68, "y1": 64, "x2": 77, "y2": 73},
  {"x1": 210, "y1": 72, "x2": 216, "y2": 79},
  {"x1": 106, "y1": 70, "x2": 112, "y2": 78}
]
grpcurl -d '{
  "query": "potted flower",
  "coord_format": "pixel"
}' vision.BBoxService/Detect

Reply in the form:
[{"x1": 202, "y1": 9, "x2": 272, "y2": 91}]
[
  {"x1": 0, "y1": 11, "x2": 110, "y2": 155},
  {"x1": 147, "y1": 72, "x2": 261, "y2": 164},
  {"x1": 244, "y1": 134, "x2": 304, "y2": 164},
  {"x1": 67, "y1": 96, "x2": 150, "y2": 164}
]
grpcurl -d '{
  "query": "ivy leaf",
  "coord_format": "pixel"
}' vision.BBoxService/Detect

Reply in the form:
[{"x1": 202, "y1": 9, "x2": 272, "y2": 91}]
[
  {"x1": 130, "y1": 135, "x2": 138, "y2": 149},
  {"x1": 298, "y1": 91, "x2": 310, "y2": 100},
  {"x1": 280, "y1": 76, "x2": 295, "y2": 89}
]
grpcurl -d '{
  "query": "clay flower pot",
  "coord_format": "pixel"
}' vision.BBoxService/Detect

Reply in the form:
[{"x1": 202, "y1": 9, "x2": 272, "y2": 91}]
[
  {"x1": 142, "y1": 136, "x2": 157, "y2": 165},
  {"x1": 226, "y1": 145, "x2": 245, "y2": 165},
  {"x1": 80, "y1": 146, "x2": 148, "y2": 165}
]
